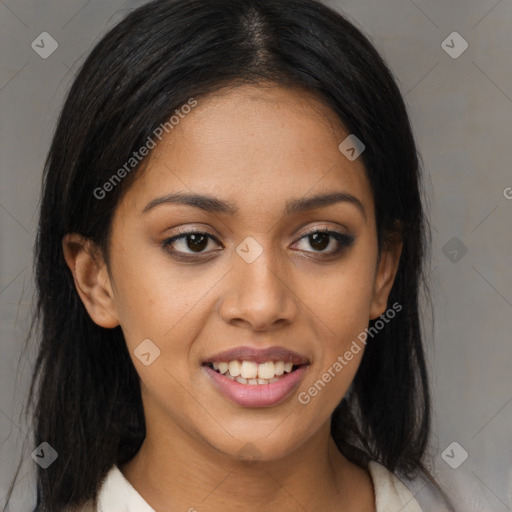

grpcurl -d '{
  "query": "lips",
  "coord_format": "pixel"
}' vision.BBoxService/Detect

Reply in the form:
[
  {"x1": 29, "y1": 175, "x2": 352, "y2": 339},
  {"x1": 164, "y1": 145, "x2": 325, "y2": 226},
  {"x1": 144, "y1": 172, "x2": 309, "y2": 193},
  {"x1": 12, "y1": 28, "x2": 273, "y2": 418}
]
[{"x1": 201, "y1": 346, "x2": 310, "y2": 407}]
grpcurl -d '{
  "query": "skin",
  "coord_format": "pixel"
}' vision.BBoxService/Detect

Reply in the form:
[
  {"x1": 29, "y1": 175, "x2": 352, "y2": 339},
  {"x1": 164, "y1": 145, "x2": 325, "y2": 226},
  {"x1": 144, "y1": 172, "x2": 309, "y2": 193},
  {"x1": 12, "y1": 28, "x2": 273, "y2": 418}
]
[{"x1": 63, "y1": 83, "x2": 402, "y2": 512}]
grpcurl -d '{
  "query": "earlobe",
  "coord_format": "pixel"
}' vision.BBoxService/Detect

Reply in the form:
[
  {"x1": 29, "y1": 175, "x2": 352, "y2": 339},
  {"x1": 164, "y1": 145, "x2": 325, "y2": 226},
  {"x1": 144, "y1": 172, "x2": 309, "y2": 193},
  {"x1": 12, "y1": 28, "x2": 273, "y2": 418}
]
[
  {"x1": 369, "y1": 239, "x2": 403, "y2": 320},
  {"x1": 62, "y1": 233, "x2": 120, "y2": 328}
]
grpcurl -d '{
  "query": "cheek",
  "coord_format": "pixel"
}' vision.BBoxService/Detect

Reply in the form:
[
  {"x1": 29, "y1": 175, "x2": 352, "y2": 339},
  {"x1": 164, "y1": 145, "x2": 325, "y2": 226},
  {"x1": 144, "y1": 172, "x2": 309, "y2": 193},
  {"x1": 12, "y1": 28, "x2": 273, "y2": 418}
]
[
  {"x1": 305, "y1": 251, "x2": 376, "y2": 341},
  {"x1": 109, "y1": 241, "x2": 224, "y2": 402},
  {"x1": 294, "y1": 248, "x2": 376, "y2": 406},
  {"x1": 295, "y1": 283, "x2": 371, "y2": 418},
  {"x1": 109, "y1": 240, "x2": 210, "y2": 345}
]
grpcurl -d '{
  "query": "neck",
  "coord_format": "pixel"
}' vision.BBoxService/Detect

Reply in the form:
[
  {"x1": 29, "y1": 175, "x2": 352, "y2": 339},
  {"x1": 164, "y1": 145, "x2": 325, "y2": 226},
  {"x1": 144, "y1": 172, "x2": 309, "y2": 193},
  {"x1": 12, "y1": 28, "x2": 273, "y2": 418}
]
[{"x1": 120, "y1": 418, "x2": 374, "y2": 511}]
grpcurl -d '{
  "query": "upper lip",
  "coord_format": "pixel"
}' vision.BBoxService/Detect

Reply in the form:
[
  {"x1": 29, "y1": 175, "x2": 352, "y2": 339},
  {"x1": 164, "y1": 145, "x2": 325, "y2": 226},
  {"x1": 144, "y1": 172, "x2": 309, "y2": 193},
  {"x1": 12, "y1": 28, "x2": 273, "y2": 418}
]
[{"x1": 203, "y1": 346, "x2": 310, "y2": 365}]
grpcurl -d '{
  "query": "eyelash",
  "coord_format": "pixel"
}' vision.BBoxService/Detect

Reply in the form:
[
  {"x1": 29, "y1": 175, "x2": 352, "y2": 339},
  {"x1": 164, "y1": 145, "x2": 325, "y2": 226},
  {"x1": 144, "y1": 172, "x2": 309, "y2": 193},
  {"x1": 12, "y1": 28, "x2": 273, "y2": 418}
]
[{"x1": 162, "y1": 227, "x2": 355, "y2": 260}]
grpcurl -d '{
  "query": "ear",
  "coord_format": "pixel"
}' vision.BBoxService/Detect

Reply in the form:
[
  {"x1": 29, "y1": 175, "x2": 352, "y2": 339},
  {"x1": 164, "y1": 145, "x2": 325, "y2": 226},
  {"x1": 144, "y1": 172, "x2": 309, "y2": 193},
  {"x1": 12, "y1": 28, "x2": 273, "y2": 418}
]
[
  {"x1": 62, "y1": 233, "x2": 120, "y2": 328},
  {"x1": 369, "y1": 235, "x2": 403, "y2": 320}
]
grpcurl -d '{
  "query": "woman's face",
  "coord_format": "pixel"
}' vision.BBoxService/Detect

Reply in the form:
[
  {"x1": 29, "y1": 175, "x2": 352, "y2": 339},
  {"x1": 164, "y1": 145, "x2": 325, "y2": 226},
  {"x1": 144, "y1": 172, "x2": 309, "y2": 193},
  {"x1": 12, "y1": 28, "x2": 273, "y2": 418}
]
[{"x1": 67, "y1": 83, "x2": 401, "y2": 462}]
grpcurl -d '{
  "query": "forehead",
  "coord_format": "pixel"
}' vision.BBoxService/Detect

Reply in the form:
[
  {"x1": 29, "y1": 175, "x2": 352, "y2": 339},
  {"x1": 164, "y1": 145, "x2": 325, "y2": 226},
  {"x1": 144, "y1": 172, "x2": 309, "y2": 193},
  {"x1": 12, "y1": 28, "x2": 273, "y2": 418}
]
[{"x1": 117, "y1": 83, "x2": 374, "y2": 221}]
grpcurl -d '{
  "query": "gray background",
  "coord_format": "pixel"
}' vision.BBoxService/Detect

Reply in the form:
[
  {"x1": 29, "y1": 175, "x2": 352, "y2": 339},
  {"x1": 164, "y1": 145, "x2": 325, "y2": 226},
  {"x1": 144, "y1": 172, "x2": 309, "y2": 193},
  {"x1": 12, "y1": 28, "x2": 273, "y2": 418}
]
[{"x1": 1, "y1": 0, "x2": 511, "y2": 510}]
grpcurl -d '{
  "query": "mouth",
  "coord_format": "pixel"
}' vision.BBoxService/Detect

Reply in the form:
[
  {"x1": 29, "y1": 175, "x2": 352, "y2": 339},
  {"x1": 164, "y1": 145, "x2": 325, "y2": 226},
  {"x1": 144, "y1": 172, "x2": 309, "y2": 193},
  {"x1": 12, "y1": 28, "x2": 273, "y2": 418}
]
[{"x1": 201, "y1": 346, "x2": 310, "y2": 407}]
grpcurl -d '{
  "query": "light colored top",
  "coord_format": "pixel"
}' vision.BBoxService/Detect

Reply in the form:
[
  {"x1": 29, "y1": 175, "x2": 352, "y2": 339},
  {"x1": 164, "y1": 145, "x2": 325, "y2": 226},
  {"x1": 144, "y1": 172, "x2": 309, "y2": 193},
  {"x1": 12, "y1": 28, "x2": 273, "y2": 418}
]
[{"x1": 84, "y1": 461, "x2": 424, "y2": 512}]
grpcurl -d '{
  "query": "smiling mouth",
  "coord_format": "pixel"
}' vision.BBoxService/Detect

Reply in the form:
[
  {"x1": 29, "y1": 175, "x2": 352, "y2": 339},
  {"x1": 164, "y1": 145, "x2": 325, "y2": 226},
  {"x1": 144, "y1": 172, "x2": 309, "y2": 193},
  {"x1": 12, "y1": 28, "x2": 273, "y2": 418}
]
[{"x1": 203, "y1": 360, "x2": 303, "y2": 385}]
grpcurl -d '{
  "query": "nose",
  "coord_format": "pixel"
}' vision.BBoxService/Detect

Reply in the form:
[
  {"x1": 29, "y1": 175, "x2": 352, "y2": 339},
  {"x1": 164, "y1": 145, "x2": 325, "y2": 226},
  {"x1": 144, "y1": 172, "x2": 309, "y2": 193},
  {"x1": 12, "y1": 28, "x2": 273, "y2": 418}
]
[{"x1": 219, "y1": 242, "x2": 299, "y2": 332}]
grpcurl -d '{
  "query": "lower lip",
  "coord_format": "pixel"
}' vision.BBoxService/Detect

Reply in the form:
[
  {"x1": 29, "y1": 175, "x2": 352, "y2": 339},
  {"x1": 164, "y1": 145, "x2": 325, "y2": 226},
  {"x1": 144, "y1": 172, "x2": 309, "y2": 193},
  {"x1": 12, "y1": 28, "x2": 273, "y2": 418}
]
[{"x1": 202, "y1": 365, "x2": 308, "y2": 408}]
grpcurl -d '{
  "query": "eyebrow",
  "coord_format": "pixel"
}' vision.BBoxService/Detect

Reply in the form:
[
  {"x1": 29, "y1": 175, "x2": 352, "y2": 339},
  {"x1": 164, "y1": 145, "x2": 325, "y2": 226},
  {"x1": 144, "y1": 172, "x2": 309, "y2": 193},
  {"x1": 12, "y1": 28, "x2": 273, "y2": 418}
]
[{"x1": 142, "y1": 191, "x2": 365, "y2": 219}]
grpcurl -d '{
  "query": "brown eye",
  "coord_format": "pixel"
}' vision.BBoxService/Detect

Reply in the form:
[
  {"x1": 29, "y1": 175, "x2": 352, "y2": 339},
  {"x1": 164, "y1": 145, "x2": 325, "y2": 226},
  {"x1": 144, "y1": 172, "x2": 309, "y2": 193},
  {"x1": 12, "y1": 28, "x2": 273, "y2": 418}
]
[
  {"x1": 183, "y1": 233, "x2": 209, "y2": 252},
  {"x1": 308, "y1": 232, "x2": 330, "y2": 251},
  {"x1": 163, "y1": 230, "x2": 220, "y2": 255},
  {"x1": 293, "y1": 229, "x2": 354, "y2": 255}
]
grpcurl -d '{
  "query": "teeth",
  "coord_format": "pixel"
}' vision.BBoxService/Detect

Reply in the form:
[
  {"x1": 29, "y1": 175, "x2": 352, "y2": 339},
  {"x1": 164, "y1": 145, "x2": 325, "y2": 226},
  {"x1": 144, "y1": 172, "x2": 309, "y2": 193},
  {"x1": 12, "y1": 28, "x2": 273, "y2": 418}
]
[
  {"x1": 257, "y1": 362, "x2": 275, "y2": 380},
  {"x1": 241, "y1": 361, "x2": 258, "y2": 379},
  {"x1": 228, "y1": 360, "x2": 242, "y2": 377},
  {"x1": 274, "y1": 361, "x2": 284, "y2": 376},
  {"x1": 209, "y1": 359, "x2": 298, "y2": 383}
]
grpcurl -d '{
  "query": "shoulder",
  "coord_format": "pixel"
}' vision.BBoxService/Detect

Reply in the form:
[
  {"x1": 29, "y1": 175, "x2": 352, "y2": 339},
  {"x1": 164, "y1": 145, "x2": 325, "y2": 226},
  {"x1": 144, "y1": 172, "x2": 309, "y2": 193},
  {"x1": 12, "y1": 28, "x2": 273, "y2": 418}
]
[
  {"x1": 368, "y1": 461, "x2": 452, "y2": 512},
  {"x1": 369, "y1": 460, "x2": 423, "y2": 512},
  {"x1": 75, "y1": 464, "x2": 156, "y2": 512}
]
